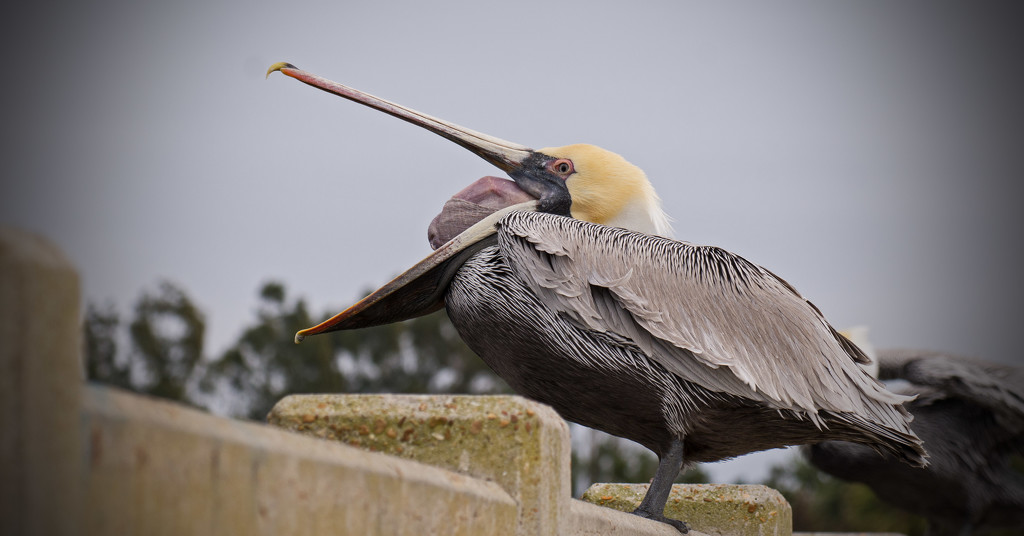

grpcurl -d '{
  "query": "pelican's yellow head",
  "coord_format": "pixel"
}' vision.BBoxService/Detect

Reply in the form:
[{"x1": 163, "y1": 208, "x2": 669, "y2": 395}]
[{"x1": 538, "y1": 144, "x2": 673, "y2": 237}]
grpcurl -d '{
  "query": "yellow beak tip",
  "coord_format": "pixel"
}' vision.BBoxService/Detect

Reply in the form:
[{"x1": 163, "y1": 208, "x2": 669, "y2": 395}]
[
  {"x1": 294, "y1": 331, "x2": 306, "y2": 344},
  {"x1": 267, "y1": 62, "x2": 297, "y2": 79}
]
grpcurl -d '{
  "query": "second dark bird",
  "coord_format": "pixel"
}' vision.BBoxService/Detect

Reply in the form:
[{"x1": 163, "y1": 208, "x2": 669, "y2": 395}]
[{"x1": 807, "y1": 348, "x2": 1024, "y2": 536}]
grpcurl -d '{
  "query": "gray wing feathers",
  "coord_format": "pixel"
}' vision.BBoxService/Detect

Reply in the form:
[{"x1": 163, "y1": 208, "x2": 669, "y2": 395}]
[{"x1": 497, "y1": 211, "x2": 913, "y2": 428}]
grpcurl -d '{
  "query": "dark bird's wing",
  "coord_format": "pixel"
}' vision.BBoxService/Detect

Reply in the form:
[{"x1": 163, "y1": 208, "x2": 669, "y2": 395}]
[
  {"x1": 496, "y1": 211, "x2": 913, "y2": 430},
  {"x1": 879, "y1": 349, "x2": 1024, "y2": 434}
]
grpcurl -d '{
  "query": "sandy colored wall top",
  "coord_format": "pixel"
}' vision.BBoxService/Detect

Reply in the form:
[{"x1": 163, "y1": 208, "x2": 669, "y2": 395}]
[
  {"x1": 83, "y1": 385, "x2": 518, "y2": 536},
  {"x1": 584, "y1": 482, "x2": 792, "y2": 536},
  {"x1": 269, "y1": 393, "x2": 574, "y2": 535},
  {"x1": 0, "y1": 227, "x2": 83, "y2": 536}
]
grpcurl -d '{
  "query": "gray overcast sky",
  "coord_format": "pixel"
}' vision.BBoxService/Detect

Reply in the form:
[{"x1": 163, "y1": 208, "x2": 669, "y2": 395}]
[{"x1": 3, "y1": 1, "x2": 1022, "y2": 482}]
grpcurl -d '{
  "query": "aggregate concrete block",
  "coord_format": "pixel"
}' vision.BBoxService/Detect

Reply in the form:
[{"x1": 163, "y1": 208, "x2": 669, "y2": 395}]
[
  {"x1": 83, "y1": 385, "x2": 516, "y2": 536},
  {"x1": 269, "y1": 394, "x2": 572, "y2": 535},
  {"x1": 583, "y1": 483, "x2": 792, "y2": 536},
  {"x1": 0, "y1": 227, "x2": 82, "y2": 536},
  {"x1": 568, "y1": 498, "x2": 709, "y2": 536}
]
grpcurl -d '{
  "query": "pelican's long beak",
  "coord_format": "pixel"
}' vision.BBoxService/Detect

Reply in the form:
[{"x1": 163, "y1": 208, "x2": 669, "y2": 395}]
[
  {"x1": 267, "y1": 62, "x2": 570, "y2": 214},
  {"x1": 268, "y1": 62, "x2": 529, "y2": 170},
  {"x1": 267, "y1": 63, "x2": 560, "y2": 342}
]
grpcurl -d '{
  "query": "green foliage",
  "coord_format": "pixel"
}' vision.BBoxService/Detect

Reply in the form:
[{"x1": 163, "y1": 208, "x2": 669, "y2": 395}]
[
  {"x1": 202, "y1": 281, "x2": 346, "y2": 419},
  {"x1": 84, "y1": 281, "x2": 206, "y2": 404},
  {"x1": 83, "y1": 302, "x2": 130, "y2": 390},
  {"x1": 127, "y1": 281, "x2": 205, "y2": 401}
]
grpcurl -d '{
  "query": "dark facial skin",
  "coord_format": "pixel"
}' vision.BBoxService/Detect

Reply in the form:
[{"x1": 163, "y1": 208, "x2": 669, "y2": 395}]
[{"x1": 509, "y1": 152, "x2": 571, "y2": 216}]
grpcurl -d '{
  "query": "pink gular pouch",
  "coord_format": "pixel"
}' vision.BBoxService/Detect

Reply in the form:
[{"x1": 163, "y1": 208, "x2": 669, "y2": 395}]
[{"x1": 427, "y1": 176, "x2": 535, "y2": 249}]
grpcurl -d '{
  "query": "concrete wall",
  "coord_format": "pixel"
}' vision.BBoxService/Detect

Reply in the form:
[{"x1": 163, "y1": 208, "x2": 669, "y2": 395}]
[
  {"x1": 1, "y1": 228, "x2": 83, "y2": 536},
  {"x1": 1, "y1": 226, "x2": 798, "y2": 536}
]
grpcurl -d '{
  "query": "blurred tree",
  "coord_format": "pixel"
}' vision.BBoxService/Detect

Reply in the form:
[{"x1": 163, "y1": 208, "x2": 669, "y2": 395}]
[
  {"x1": 83, "y1": 302, "x2": 130, "y2": 390},
  {"x1": 85, "y1": 281, "x2": 206, "y2": 407},
  {"x1": 127, "y1": 281, "x2": 206, "y2": 402},
  {"x1": 202, "y1": 281, "x2": 343, "y2": 419}
]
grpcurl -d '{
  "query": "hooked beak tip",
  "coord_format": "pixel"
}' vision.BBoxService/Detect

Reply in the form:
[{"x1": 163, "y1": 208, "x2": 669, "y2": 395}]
[{"x1": 267, "y1": 62, "x2": 298, "y2": 79}]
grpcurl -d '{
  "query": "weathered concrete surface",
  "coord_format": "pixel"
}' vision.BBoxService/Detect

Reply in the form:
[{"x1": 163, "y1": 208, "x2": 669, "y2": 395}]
[
  {"x1": 0, "y1": 228, "x2": 82, "y2": 536},
  {"x1": 269, "y1": 394, "x2": 718, "y2": 536},
  {"x1": 583, "y1": 483, "x2": 792, "y2": 536},
  {"x1": 569, "y1": 498, "x2": 708, "y2": 536},
  {"x1": 270, "y1": 394, "x2": 573, "y2": 535},
  {"x1": 83, "y1": 384, "x2": 516, "y2": 535}
]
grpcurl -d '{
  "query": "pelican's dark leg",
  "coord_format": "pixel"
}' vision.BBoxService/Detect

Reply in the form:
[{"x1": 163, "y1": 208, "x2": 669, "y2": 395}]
[{"x1": 632, "y1": 438, "x2": 689, "y2": 533}]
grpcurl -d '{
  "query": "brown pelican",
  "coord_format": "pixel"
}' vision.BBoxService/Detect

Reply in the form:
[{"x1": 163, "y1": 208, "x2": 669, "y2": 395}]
[
  {"x1": 807, "y1": 348, "x2": 1024, "y2": 536},
  {"x1": 268, "y1": 62, "x2": 926, "y2": 531}
]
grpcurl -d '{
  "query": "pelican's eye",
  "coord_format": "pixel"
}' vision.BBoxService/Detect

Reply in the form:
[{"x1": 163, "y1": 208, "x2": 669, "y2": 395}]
[{"x1": 548, "y1": 159, "x2": 575, "y2": 178}]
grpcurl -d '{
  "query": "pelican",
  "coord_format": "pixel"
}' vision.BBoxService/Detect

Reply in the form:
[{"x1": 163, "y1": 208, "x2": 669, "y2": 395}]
[
  {"x1": 807, "y1": 348, "x2": 1024, "y2": 536},
  {"x1": 268, "y1": 63, "x2": 926, "y2": 531}
]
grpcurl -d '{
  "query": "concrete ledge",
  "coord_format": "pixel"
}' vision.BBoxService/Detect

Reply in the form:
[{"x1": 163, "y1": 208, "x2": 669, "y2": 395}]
[
  {"x1": 269, "y1": 394, "x2": 572, "y2": 535},
  {"x1": 83, "y1": 385, "x2": 517, "y2": 535},
  {"x1": 569, "y1": 498, "x2": 704, "y2": 536},
  {"x1": 269, "y1": 394, "x2": 717, "y2": 536},
  {"x1": 583, "y1": 483, "x2": 792, "y2": 536},
  {"x1": 0, "y1": 228, "x2": 82, "y2": 536}
]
